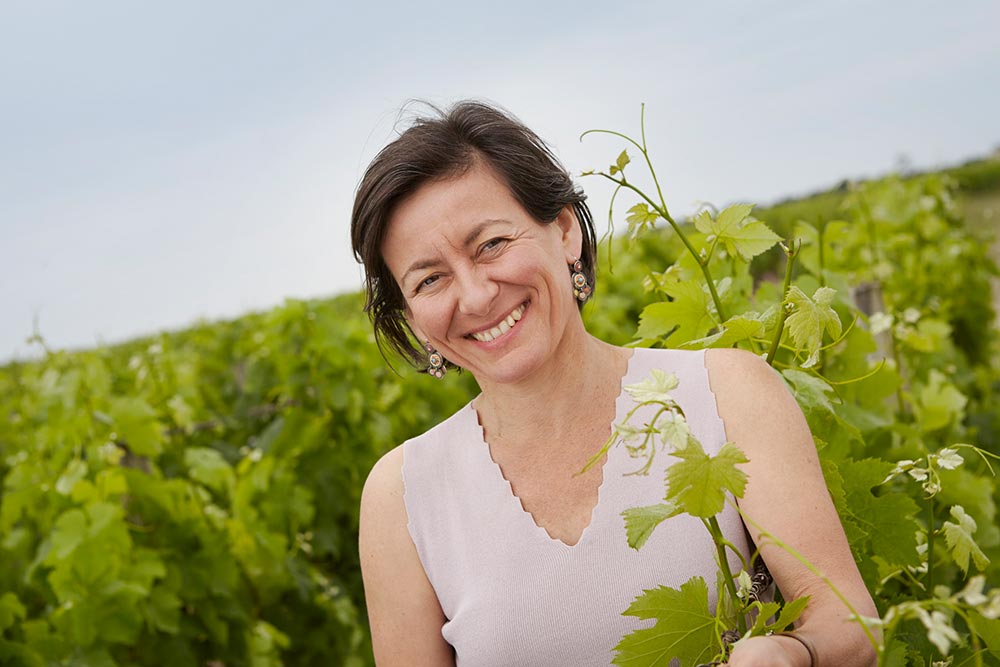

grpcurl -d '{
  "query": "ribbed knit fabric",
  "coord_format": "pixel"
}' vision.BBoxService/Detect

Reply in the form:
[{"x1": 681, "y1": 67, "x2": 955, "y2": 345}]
[{"x1": 402, "y1": 348, "x2": 752, "y2": 666}]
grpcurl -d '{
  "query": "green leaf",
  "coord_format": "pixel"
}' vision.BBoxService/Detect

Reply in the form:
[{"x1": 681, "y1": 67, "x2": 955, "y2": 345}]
[
  {"x1": 768, "y1": 596, "x2": 810, "y2": 633},
  {"x1": 967, "y1": 610, "x2": 1000, "y2": 659},
  {"x1": 666, "y1": 440, "x2": 749, "y2": 518},
  {"x1": 0, "y1": 593, "x2": 27, "y2": 633},
  {"x1": 693, "y1": 210, "x2": 714, "y2": 235},
  {"x1": 781, "y1": 370, "x2": 837, "y2": 414},
  {"x1": 625, "y1": 203, "x2": 660, "y2": 239},
  {"x1": 613, "y1": 577, "x2": 717, "y2": 667},
  {"x1": 184, "y1": 447, "x2": 235, "y2": 496},
  {"x1": 681, "y1": 314, "x2": 765, "y2": 349},
  {"x1": 747, "y1": 601, "x2": 782, "y2": 635},
  {"x1": 656, "y1": 411, "x2": 691, "y2": 450},
  {"x1": 941, "y1": 504, "x2": 990, "y2": 574},
  {"x1": 714, "y1": 203, "x2": 756, "y2": 232},
  {"x1": 723, "y1": 220, "x2": 782, "y2": 262},
  {"x1": 55, "y1": 459, "x2": 88, "y2": 496},
  {"x1": 47, "y1": 508, "x2": 88, "y2": 561},
  {"x1": 142, "y1": 586, "x2": 182, "y2": 634},
  {"x1": 784, "y1": 286, "x2": 842, "y2": 367},
  {"x1": 917, "y1": 370, "x2": 967, "y2": 432},
  {"x1": 110, "y1": 396, "x2": 163, "y2": 457},
  {"x1": 623, "y1": 369, "x2": 679, "y2": 404},
  {"x1": 635, "y1": 280, "x2": 715, "y2": 345},
  {"x1": 839, "y1": 459, "x2": 921, "y2": 568},
  {"x1": 616, "y1": 149, "x2": 630, "y2": 172},
  {"x1": 693, "y1": 204, "x2": 780, "y2": 261},
  {"x1": 622, "y1": 502, "x2": 680, "y2": 550}
]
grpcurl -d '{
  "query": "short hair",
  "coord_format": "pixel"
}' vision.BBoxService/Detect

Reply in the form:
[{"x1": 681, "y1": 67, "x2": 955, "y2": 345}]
[{"x1": 350, "y1": 100, "x2": 597, "y2": 370}]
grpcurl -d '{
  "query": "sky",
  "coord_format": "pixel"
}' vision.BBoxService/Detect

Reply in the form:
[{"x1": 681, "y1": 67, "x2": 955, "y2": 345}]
[{"x1": 2, "y1": 0, "x2": 999, "y2": 362}]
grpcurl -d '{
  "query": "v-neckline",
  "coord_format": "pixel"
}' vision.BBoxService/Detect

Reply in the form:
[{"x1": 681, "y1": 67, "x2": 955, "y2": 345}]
[{"x1": 467, "y1": 348, "x2": 638, "y2": 549}]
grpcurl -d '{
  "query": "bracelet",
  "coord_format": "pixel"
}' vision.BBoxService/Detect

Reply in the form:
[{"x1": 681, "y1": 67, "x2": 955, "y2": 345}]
[{"x1": 774, "y1": 632, "x2": 818, "y2": 667}]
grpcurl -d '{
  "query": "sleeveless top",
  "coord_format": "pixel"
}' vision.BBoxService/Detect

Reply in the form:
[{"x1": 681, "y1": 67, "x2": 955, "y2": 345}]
[{"x1": 402, "y1": 348, "x2": 753, "y2": 666}]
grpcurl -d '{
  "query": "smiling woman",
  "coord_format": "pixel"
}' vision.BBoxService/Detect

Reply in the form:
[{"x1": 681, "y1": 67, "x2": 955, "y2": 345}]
[{"x1": 351, "y1": 101, "x2": 877, "y2": 667}]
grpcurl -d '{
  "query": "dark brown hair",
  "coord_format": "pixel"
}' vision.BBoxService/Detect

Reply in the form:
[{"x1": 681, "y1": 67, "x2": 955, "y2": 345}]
[{"x1": 350, "y1": 100, "x2": 596, "y2": 369}]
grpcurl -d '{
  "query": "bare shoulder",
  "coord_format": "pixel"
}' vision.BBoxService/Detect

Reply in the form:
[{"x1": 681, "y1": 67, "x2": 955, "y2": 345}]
[
  {"x1": 361, "y1": 443, "x2": 405, "y2": 514},
  {"x1": 704, "y1": 347, "x2": 784, "y2": 390},
  {"x1": 359, "y1": 444, "x2": 408, "y2": 586},
  {"x1": 703, "y1": 348, "x2": 801, "y2": 443},
  {"x1": 359, "y1": 444, "x2": 454, "y2": 666}
]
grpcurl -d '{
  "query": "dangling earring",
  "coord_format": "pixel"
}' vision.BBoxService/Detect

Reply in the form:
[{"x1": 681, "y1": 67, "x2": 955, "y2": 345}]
[
  {"x1": 424, "y1": 341, "x2": 446, "y2": 379},
  {"x1": 571, "y1": 258, "x2": 592, "y2": 303}
]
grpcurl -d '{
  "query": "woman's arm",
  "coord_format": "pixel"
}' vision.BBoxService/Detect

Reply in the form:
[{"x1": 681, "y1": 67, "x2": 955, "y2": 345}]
[
  {"x1": 359, "y1": 445, "x2": 456, "y2": 666},
  {"x1": 706, "y1": 348, "x2": 879, "y2": 667}
]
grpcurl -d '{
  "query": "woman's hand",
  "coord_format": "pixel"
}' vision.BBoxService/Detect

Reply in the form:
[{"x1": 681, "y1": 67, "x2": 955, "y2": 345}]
[{"x1": 723, "y1": 634, "x2": 811, "y2": 666}]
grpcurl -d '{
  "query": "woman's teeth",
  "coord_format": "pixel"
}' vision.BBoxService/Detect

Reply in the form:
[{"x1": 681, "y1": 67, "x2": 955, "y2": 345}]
[{"x1": 470, "y1": 303, "x2": 525, "y2": 342}]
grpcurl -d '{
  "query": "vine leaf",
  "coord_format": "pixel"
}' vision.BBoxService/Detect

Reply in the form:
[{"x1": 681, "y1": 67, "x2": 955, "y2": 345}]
[
  {"x1": 694, "y1": 203, "x2": 781, "y2": 261},
  {"x1": 613, "y1": 577, "x2": 717, "y2": 667},
  {"x1": 0, "y1": 592, "x2": 27, "y2": 633},
  {"x1": 110, "y1": 397, "x2": 164, "y2": 457},
  {"x1": 626, "y1": 203, "x2": 660, "y2": 240},
  {"x1": 941, "y1": 504, "x2": 990, "y2": 574},
  {"x1": 784, "y1": 286, "x2": 842, "y2": 368},
  {"x1": 681, "y1": 314, "x2": 765, "y2": 349},
  {"x1": 838, "y1": 459, "x2": 921, "y2": 568},
  {"x1": 636, "y1": 280, "x2": 715, "y2": 345},
  {"x1": 610, "y1": 150, "x2": 631, "y2": 176},
  {"x1": 781, "y1": 370, "x2": 837, "y2": 414},
  {"x1": 622, "y1": 502, "x2": 680, "y2": 550},
  {"x1": 768, "y1": 595, "x2": 810, "y2": 632},
  {"x1": 666, "y1": 440, "x2": 749, "y2": 518},
  {"x1": 623, "y1": 369, "x2": 679, "y2": 404},
  {"x1": 967, "y1": 611, "x2": 1000, "y2": 659},
  {"x1": 917, "y1": 369, "x2": 968, "y2": 432}
]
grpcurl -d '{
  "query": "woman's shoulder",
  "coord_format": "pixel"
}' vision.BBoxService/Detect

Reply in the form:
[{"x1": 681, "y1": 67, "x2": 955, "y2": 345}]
[
  {"x1": 702, "y1": 347, "x2": 804, "y2": 451},
  {"x1": 362, "y1": 400, "x2": 477, "y2": 507},
  {"x1": 703, "y1": 347, "x2": 785, "y2": 393}
]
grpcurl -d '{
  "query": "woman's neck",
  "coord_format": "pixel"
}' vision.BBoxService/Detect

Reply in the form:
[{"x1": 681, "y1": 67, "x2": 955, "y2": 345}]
[{"x1": 471, "y1": 324, "x2": 632, "y2": 457}]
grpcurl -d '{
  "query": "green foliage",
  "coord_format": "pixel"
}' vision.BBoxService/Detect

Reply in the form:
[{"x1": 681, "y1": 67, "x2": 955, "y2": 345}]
[
  {"x1": 2, "y1": 111, "x2": 999, "y2": 666},
  {"x1": 0, "y1": 293, "x2": 476, "y2": 666},
  {"x1": 665, "y1": 441, "x2": 749, "y2": 519},
  {"x1": 613, "y1": 577, "x2": 717, "y2": 667},
  {"x1": 581, "y1": 109, "x2": 1000, "y2": 666}
]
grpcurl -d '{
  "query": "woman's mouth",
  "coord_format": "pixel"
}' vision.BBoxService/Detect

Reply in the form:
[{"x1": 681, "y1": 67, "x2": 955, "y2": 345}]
[{"x1": 468, "y1": 302, "x2": 527, "y2": 343}]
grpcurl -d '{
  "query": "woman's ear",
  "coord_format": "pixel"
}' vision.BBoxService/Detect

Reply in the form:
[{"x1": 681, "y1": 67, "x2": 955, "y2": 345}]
[{"x1": 556, "y1": 204, "x2": 583, "y2": 262}]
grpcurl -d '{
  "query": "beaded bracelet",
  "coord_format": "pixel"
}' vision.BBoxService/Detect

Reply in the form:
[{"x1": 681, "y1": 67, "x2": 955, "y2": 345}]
[{"x1": 774, "y1": 632, "x2": 818, "y2": 667}]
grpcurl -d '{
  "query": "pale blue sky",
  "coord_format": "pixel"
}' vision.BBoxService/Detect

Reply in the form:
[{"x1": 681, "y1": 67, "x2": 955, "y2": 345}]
[{"x1": 2, "y1": 0, "x2": 998, "y2": 361}]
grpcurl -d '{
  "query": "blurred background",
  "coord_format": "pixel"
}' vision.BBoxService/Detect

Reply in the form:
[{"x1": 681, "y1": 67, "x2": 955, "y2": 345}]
[{"x1": 3, "y1": 0, "x2": 999, "y2": 361}]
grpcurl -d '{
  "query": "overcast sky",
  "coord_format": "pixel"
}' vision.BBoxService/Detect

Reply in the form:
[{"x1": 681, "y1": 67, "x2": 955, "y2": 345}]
[{"x1": 2, "y1": 0, "x2": 998, "y2": 362}]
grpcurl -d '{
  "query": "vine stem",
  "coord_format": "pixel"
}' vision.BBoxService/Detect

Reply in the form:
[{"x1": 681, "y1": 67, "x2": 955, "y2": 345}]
[
  {"x1": 597, "y1": 173, "x2": 728, "y2": 322},
  {"x1": 707, "y1": 515, "x2": 746, "y2": 635},
  {"x1": 817, "y1": 218, "x2": 827, "y2": 371},
  {"x1": 925, "y1": 495, "x2": 936, "y2": 595},
  {"x1": 766, "y1": 240, "x2": 800, "y2": 366},
  {"x1": 583, "y1": 115, "x2": 733, "y2": 324}
]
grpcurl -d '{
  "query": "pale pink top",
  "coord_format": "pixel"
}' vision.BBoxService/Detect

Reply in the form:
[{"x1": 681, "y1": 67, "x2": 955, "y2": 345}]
[{"x1": 402, "y1": 348, "x2": 752, "y2": 666}]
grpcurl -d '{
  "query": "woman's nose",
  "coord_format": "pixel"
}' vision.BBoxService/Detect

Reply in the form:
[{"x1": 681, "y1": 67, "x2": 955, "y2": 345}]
[{"x1": 455, "y1": 267, "x2": 498, "y2": 316}]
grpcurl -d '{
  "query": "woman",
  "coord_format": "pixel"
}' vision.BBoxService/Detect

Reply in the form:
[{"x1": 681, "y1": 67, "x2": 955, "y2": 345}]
[{"x1": 353, "y1": 101, "x2": 877, "y2": 667}]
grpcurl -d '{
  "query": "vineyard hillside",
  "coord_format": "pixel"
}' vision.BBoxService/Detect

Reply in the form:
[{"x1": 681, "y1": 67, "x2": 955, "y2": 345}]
[{"x1": 2, "y1": 152, "x2": 999, "y2": 666}]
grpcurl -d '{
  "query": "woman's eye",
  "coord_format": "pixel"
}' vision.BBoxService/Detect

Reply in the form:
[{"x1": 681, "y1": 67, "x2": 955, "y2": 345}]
[
  {"x1": 418, "y1": 275, "x2": 439, "y2": 290},
  {"x1": 481, "y1": 237, "x2": 507, "y2": 253}
]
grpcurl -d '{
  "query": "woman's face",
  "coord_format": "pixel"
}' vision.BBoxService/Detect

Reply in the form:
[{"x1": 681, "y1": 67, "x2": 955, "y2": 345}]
[{"x1": 381, "y1": 160, "x2": 583, "y2": 387}]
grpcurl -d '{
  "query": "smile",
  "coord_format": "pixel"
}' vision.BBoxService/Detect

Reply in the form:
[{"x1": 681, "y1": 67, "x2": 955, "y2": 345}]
[{"x1": 468, "y1": 302, "x2": 526, "y2": 343}]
